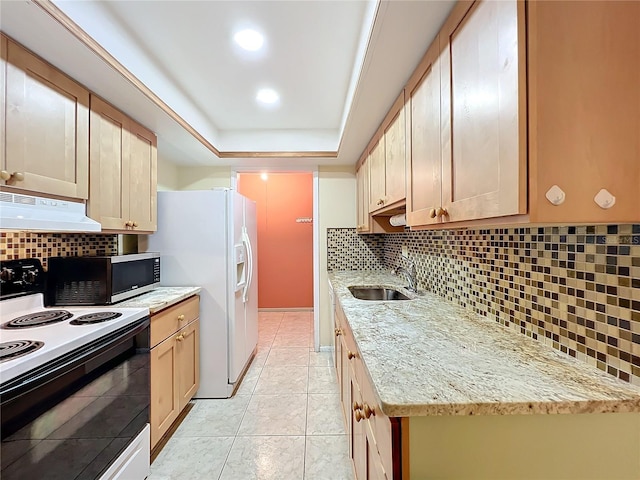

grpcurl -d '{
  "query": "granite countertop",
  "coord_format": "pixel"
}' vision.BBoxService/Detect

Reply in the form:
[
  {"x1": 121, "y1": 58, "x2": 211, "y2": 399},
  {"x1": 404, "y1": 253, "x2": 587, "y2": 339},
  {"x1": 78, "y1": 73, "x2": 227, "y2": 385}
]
[
  {"x1": 329, "y1": 271, "x2": 640, "y2": 418},
  {"x1": 118, "y1": 286, "x2": 201, "y2": 314}
]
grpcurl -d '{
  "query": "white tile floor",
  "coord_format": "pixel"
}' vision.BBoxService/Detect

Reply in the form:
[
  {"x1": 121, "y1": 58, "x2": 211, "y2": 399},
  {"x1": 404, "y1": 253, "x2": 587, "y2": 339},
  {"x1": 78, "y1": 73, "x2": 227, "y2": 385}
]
[{"x1": 149, "y1": 311, "x2": 354, "y2": 480}]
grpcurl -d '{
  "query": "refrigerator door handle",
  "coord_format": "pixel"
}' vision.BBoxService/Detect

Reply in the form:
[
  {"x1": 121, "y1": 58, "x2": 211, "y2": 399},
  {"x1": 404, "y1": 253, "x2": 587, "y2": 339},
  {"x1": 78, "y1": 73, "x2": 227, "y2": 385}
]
[{"x1": 242, "y1": 227, "x2": 253, "y2": 303}]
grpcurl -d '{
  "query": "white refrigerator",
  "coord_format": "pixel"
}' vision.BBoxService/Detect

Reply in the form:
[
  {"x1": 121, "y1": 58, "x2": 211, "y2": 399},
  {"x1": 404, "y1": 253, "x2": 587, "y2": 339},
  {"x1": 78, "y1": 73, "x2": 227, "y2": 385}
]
[{"x1": 146, "y1": 189, "x2": 258, "y2": 398}]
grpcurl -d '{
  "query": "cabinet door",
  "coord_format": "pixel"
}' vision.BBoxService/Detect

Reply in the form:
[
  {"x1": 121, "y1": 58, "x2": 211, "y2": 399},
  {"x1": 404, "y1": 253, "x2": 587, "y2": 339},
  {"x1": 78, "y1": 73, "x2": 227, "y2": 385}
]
[
  {"x1": 151, "y1": 295, "x2": 200, "y2": 348},
  {"x1": 383, "y1": 105, "x2": 406, "y2": 206},
  {"x1": 3, "y1": 37, "x2": 89, "y2": 199},
  {"x1": 351, "y1": 369, "x2": 367, "y2": 480},
  {"x1": 528, "y1": 1, "x2": 640, "y2": 223},
  {"x1": 128, "y1": 120, "x2": 157, "y2": 232},
  {"x1": 88, "y1": 95, "x2": 129, "y2": 230},
  {"x1": 340, "y1": 333, "x2": 352, "y2": 439},
  {"x1": 406, "y1": 38, "x2": 443, "y2": 227},
  {"x1": 89, "y1": 95, "x2": 158, "y2": 232},
  {"x1": 368, "y1": 138, "x2": 386, "y2": 212},
  {"x1": 366, "y1": 422, "x2": 389, "y2": 480},
  {"x1": 356, "y1": 157, "x2": 370, "y2": 232},
  {"x1": 440, "y1": 0, "x2": 526, "y2": 222},
  {"x1": 334, "y1": 308, "x2": 343, "y2": 395},
  {"x1": 1, "y1": 36, "x2": 6, "y2": 174},
  {"x1": 150, "y1": 335, "x2": 179, "y2": 448},
  {"x1": 177, "y1": 319, "x2": 200, "y2": 411}
]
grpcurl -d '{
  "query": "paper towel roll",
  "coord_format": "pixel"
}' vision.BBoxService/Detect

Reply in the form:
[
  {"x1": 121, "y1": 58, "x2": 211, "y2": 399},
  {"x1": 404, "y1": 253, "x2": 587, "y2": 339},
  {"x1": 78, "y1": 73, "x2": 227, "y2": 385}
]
[{"x1": 389, "y1": 213, "x2": 406, "y2": 227}]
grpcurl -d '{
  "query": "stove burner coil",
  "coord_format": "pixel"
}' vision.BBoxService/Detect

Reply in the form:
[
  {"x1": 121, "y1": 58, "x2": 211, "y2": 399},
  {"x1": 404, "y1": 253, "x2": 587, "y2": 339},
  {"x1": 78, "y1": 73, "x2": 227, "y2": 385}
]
[
  {"x1": 70, "y1": 312, "x2": 122, "y2": 325},
  {"x1": 1, "y1": 310, "x2": 73, "y2": 329},
  {"x1": 0, "y1": 340, "x2": 45, "y2": 362}
]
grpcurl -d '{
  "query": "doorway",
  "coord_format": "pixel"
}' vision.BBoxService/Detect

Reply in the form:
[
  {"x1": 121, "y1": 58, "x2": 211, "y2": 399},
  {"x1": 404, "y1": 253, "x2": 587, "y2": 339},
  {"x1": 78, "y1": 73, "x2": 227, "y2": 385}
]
[{"x1": 237, "y1": 172, "x2": 314, "y2": 310}]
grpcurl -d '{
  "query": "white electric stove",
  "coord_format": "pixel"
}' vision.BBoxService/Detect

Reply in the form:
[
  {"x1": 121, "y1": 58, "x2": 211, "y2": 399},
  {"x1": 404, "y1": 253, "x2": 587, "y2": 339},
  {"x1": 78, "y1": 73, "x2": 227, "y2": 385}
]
[
  {"x1": 0, "y1": 293, "x2": 149, "y2": 382},
  {"x1": 0, "y1": 258, "x2": 151, "y2": 480}
]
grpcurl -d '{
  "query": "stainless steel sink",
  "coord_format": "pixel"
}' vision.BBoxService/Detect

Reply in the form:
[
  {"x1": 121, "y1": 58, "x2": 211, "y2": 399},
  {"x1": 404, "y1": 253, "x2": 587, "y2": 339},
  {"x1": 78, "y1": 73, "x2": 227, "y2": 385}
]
[{"x1": 348, "y1": 286, "x2": 410, "y2": 301}]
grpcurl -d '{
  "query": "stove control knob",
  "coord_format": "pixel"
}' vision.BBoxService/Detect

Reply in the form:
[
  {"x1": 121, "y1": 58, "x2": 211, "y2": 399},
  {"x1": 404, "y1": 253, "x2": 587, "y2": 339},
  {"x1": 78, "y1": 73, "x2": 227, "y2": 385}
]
[
  {"x1": 0, "y1": 268, "x2": 14, "y2": 282},
  {"x1": 23, "y1": 269, "x2": 38, "y2": 284}
]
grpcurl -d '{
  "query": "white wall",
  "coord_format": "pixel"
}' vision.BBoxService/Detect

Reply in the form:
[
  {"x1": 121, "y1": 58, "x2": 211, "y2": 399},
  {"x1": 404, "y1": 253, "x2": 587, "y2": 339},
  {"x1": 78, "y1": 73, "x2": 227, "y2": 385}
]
[
  {"x1": 156, "y1": 154, "x2": 179, "y2": 191},
  {"x1": 318, "y1": 166, "x2": 357, "y2": 346},
  {"x1": 177, "y1": 166, "x2": 232, "y2": 190}
]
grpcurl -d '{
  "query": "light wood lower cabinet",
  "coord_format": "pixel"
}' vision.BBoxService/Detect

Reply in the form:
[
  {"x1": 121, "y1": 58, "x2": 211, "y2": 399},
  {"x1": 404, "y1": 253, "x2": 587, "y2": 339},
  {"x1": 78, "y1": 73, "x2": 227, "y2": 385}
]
[
  {"x1": 335, "y1": 302, "x2": 399, "y2": 480},
  {"x1": 150, "y1": 332, "x2": 178, "y2": 448},
  {"x1": 150, "y1": 295, "x2": 200, "y2": 449},
  {"x1": 334, "y1": 293, "x2": 640, "y2": 479},
  {"x1": 177, "y1": 319, "x2": 199, "y2": 407}
]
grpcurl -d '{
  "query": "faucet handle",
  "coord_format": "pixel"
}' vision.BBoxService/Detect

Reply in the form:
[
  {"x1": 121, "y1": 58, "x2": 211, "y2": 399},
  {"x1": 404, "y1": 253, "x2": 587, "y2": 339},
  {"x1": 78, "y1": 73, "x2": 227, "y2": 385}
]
[{"x1": 408, "y1": 258, "x2": 416, "y2": 272}]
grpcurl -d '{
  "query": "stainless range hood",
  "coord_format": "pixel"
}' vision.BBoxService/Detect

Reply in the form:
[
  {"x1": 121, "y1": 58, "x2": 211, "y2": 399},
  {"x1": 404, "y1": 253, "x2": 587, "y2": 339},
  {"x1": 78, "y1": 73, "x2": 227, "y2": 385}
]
[{"x1": 0, "y1": 192, "x2": 101, "y2": 232}]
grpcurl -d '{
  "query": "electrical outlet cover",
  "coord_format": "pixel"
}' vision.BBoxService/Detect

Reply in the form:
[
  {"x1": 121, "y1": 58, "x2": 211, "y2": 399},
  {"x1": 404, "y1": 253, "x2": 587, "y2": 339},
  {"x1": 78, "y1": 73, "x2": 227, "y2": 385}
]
[{"x1": 402, "y1": 245, "x2": 408, "y2": 258}]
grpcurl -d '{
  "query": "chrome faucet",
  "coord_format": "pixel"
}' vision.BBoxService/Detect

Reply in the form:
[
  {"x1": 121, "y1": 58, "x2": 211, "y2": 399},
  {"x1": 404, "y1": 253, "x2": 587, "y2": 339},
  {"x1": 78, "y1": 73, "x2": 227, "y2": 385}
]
[{"x1": 394, "y1": 259, "x2": 417, "y2": 292}]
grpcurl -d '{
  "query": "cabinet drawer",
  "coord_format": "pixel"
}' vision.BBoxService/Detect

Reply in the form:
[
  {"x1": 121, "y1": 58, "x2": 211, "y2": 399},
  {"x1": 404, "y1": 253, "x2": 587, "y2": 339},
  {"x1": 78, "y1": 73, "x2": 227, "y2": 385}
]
[
  {"x1": 151, "y1": 295, "x2": 199, "y2": 347},
  {"x1": 341, "y1": 316, "x2": 357, "y2": 354}
]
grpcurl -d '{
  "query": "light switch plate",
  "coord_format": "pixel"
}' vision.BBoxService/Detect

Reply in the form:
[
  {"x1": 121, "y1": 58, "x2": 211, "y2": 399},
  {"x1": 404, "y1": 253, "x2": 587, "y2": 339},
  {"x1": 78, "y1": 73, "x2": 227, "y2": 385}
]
[{"x1": 402, "y1": 245, "x2": 408, "y2": 258}]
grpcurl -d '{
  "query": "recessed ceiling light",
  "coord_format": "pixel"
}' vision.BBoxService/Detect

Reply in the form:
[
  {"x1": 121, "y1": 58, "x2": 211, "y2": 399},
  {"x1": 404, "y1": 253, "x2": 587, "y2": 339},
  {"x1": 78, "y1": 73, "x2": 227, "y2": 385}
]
[
  {"x1": 256, "y1": 88, "x2": 279, "y2": 105},
  {"x1": 261, "y1": 172, "x2": 268, "y2": 181},
  {"x1": 234, "y1": 29, "x2": 264, "y2": 51}
]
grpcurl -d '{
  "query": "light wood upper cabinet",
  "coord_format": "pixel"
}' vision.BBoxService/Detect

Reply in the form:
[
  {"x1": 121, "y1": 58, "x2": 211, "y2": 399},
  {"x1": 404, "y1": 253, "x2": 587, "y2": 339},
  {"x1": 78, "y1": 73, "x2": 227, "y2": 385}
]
[
  {"x1": 439, "y1": 0, "x2": 527, "y2": 223},
  {"x1": 368, "y1": 93, "x2": 407, "y2": 213},
  {"x1": 356, "y1": 153, "x2": 371, "y2": 233},
  {"x1": 406, "y1": 37, "x2": 443, "y2": 227},
  {"x1": 383, "y1": 105, "x2": 406, "y2": 207},
  {"x1": 368, "y1": 138, "x2": 386, "y2": 213},
  {"x1": 88, "y1": 95, "x2": 157, "y2": 232},
  {"x1": 404, "y1": 0, "x2": 639, "y2": 228},
  {"x1": 1, "y1": 35, "x2": 6, "y2": 181},
  {"x1": 527, "y1": 0, "x2": 640, "y2": 223},
  {"x1": 128, "y1": 121, "x2": 157, "y2": 232},
  {"x1": 1, "y1": 35, "x2": 89, "y2": 199}
]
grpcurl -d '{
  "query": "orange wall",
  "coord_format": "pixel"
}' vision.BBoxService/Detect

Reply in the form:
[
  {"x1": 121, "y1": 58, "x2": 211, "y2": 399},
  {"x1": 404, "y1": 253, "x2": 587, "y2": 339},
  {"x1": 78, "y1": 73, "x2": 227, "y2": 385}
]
[{"x1": 238, "y1": 173, "x2": 313, "y2": 309}]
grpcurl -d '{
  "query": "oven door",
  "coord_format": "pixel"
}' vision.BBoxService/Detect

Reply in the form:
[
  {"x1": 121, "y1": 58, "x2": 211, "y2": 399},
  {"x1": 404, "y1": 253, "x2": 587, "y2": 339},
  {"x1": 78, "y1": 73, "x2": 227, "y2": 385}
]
[{"x1": 0, "y1": 318, "x2": 150, "y2": 480}]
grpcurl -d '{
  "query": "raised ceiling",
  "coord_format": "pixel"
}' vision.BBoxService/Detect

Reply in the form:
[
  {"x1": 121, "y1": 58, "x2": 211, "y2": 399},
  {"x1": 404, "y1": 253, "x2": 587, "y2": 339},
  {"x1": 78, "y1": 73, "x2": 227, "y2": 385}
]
[{"x1": 0, "y1": 0, "x2": 456, "y2": 167}]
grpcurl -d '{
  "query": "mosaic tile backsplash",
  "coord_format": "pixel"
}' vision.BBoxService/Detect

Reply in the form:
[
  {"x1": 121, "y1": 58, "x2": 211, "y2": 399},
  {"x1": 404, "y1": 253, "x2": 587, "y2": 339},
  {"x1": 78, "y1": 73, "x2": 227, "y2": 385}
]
[
  {"x1": 0, "y1": 232, "x2": 118, "y2": 269},
  {"x1": 327, "y1": 228, "x2": 386, "y2": 271},
  {"x1": 328, "y1": 225, "x2": 640, "y2": 386}
]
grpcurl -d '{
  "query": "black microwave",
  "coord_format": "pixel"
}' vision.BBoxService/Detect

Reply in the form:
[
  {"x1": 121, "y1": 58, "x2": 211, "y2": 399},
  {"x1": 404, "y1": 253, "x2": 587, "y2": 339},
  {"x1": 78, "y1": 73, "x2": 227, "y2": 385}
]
[{"x1": 45, "y1": 252, "x2": 160, "y2": 305}]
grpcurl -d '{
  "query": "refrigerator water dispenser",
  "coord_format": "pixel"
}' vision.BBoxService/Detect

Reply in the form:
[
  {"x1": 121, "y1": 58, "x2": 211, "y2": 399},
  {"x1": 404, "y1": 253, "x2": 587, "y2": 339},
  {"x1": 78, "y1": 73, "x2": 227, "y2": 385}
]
[{"x1": 234, "y1": 243, "x2": 247, "y2": 291}]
